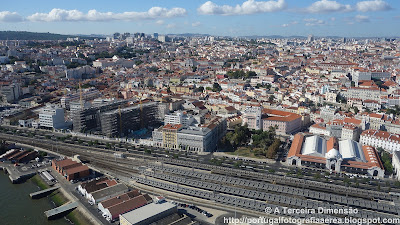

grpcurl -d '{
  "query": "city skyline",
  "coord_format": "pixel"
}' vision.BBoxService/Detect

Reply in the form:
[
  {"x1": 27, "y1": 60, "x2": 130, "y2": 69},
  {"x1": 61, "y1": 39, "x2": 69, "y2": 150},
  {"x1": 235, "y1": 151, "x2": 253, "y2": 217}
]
[{"x1": 0, "y1": 0, "x2": 399, "y2": 37}]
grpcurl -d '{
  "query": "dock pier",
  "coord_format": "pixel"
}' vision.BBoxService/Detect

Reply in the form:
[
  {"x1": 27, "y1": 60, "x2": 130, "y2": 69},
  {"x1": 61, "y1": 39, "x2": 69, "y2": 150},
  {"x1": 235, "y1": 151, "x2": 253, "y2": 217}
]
[
  {"x1": 44, "y1": 201, "x2": 78, "y2": 219},
  {"x1": 29, "y1": 186, "x2": 60, "y2": 199}
]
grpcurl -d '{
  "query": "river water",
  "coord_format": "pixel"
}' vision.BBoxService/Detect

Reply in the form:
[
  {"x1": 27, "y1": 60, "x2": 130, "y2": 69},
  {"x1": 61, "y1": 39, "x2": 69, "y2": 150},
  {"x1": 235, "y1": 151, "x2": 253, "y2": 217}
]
[{"x1": 0, "y1": 171, "x2": 70, "y2": 225}]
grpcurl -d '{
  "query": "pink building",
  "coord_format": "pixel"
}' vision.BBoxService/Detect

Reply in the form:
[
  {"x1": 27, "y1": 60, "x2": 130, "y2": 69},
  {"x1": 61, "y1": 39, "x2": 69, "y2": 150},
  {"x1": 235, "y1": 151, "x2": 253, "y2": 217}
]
[{"x1": 262, "y1": 109, "x2": 302, "y2": 135}]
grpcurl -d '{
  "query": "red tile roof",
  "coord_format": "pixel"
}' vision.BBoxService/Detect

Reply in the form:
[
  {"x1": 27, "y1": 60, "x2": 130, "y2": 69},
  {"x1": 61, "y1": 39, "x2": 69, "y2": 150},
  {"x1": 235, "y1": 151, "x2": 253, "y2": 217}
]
[{"x1": 287, "y1": 133, "x2": 304, "y2": 157}]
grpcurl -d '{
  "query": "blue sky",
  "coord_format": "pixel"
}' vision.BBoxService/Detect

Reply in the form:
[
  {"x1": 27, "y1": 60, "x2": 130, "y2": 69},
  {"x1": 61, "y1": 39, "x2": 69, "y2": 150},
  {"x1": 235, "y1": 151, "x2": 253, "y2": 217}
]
[{"x1": 0, "y1": 0, "x2": 399, "y2": 37}]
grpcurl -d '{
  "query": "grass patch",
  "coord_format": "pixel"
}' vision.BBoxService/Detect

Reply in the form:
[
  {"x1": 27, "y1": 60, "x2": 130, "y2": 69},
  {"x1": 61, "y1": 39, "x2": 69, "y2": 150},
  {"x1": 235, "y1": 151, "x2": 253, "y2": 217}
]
[
  {"x1": 67, "y1": 210, "x2": 93, "y2": 225},
  {"x1": 49, "y1": 191, "x2": 68, "y2": 206},
  {"x1": 226, "y1": 147, "x2": 267, "y2": 159},
  {"x1": 31, "y1": 174, "x2": 50, "y2": 189}
]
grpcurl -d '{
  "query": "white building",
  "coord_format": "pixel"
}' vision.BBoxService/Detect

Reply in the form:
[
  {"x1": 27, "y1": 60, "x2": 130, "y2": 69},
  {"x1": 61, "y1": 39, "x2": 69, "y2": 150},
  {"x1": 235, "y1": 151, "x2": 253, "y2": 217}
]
[
  {"x1": 352, "y1": 71, "x2": 371, "y2": 85},
  {"x1": 70, "y1": 101, "x2": 92, "y2": 113},
  {"x1": 164, "y1": 111, "x2": 194, "y2": 128},
  {"x1": 309, "y1": 124, "x2": 331, "y2": 136},
  {"x1": 1, "y1": 83, "x2": 21, "y2": 103},
  {"x1": 242, "y1": 106, "x2": 263, "y2": 130},
  {"x1": 343, "y1": 86, "x2": 383, "y2": 101},
  {"x1": 39, "y1": 105, "x2": 67, "y2": 129},
  {"x1": 392, "y1": 151, "x2": 400, "y2": 180},
  {"x1": 341, "y1": 124, "x2": 360, "y2": 141},
  {"x1": 360, "y1": 129, "x2": 400, "y2": 153}
]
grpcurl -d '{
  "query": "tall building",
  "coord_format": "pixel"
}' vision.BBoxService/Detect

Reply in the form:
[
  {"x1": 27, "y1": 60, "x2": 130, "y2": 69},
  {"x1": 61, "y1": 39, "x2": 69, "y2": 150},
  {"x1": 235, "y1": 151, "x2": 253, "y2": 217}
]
[
  {"x1": 73, "y1": 100, "x2": 128, "y2": 133},
  {"x1": 1, "y1": 83, "x2": 21, "y2": 103},
  {"x1": 158, "y1": 35, "x2": 167, "y2": 43},
  {"x1": 153, "y1": 33, "x2": 159, "y2": 39},
  {"x1": 164, "y1": 111, "x2": 194, "y2": 128},
  {"x1": 113, "y1": 32, "x2": 121, "y2": 40},
  {"x1": 39, "y1": 104, "x2": 67, "y2": 129},
  {"x1": 153, "y1": 117, "x2": 227, "y2": 153},
  {"x1": 242, "y1": 106, "x2": 263, "y2": 130},
  {"x1": 100, "y1": 102, "x2": 160, "y2": 138},
  {"x1": 307, "y1": 34, "x2": 314, "y2": 42}
]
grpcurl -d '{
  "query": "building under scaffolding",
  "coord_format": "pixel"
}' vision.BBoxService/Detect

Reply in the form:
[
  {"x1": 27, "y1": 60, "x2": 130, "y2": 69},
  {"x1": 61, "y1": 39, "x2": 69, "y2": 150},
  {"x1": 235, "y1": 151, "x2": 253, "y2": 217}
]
[
  {"x1": 100, "y1": 102, "x2": 159, "y2": 138},
  {"x1": 72, "y1": 100, "x2": 128, "y2": 133}
]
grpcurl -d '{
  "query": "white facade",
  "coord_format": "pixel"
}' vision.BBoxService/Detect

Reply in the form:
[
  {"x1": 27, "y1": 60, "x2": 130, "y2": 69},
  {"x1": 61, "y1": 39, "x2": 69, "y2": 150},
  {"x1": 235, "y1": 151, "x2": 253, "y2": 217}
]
[
  {"x1": 360, "y1": 129, "x2": 400, "y2": 153},
  {"x1": 309, "y1": 124, "x2": 331, "y2": 136},
  {"x1": 164, "y1": 112, "x2": 194, "y2": 127},
  {"x1": 341, "y1": 125, "x2": 360, "y2": 141},
  {"x1": 343, "y1": 87, "x2": 382, "y2": 101},
  {"x1": 392, "y1": 151, "x2": 400, "y2": 180},
  {"x1": 352, "y1": 71, "x2": 371, "y2": 85},
  {"x1": 242, "y1": 106, "x2": 263, "y2": 130},
  {"x1": 39, "y1": 105, "x2": 66, "y2": 129}
]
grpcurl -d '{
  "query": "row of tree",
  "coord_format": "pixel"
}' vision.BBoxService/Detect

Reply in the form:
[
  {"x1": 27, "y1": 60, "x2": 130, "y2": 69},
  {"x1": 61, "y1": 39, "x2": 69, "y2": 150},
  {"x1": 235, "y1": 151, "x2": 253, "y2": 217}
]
[{"x1": 226, "y1": 70, "x2": 257, "y2": 79}]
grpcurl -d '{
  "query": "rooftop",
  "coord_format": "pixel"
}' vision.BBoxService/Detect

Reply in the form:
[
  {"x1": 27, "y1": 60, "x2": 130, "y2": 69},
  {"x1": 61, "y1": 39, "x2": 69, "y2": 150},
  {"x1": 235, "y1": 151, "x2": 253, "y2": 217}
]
[{"x1": 119, "y1": 202, "x2": 177, "y2": 225}]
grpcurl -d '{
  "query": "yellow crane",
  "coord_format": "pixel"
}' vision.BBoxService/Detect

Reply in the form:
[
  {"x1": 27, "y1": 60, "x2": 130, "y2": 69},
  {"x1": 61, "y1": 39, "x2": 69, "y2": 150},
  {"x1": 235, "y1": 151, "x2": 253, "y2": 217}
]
[{"x1": 79, "y1": 82, "x2": 83, "y2": 110}]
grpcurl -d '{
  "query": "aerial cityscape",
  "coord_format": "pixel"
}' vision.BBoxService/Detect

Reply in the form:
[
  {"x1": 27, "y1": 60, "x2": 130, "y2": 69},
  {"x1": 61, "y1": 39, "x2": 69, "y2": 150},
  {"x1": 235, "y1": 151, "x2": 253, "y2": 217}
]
[{"x1": 1, "y1": 0, "x2": 400, "y2": 225}]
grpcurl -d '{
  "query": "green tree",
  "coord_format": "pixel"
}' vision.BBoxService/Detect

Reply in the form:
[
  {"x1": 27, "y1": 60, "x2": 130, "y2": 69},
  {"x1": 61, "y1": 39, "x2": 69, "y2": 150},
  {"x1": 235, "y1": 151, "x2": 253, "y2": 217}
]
[
  {"x1": 268, "y1": 95, "x2": 275, "y2": 102},
  {"x1": 212, "y1": 83, "x2": 222, "y2": 92},
  {"x1": 266, "y1": 138, "x2": 281, "y2": 159}
]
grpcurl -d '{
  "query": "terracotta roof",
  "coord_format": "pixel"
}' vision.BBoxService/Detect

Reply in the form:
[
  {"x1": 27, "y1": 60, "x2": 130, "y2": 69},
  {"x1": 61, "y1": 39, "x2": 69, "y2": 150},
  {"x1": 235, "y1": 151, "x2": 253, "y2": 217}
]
[
  {"x1": 299, "y1": 155, "x2": 326, "y2": 164},
  {"x1": 362, "y1": 145, "x2": 384, "y2": 169},
  {"x1": 65, "y1": 165, "x2": 89, "y2": 175},
  {"x1": 361, "y1": 129, "x2": 400, "y2": 143},
  {"x1": 262, "y1": 109, "x2": 302, "y2": 122},
  {"x1": 326, "y1": 137, "x2": 338, "y2": 151},
  {"x1": 100, "y1": 190, "x2": 141, "y2": 209},
  {"x1": 163, "y1": 124, "x2": 182, "y2": 130},
  {"x1": 53, "y1": 158, "x2": 76, "y2": 168},
  {"x1": 310, "y1": 123, "x2": 326, "y2": 130},
  {"x1": 343, "y1": 117, "x2": 362, "y2": 126},
  {"x1": 287, "y1": 133, "x2": 304, "y2": 157},
  {"x1": 107, "y1": 195, "x2": 150, "y2": 220}
]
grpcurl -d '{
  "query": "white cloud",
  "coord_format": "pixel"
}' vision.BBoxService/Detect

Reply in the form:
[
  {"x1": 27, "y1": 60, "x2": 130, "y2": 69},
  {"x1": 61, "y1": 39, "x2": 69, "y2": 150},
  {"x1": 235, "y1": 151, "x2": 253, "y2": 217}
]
[
  {"x1": 155, "y1": 20, "x2": 164, "y2": 25},
  {"x1": 192, "y1": 22, "x2": 201, "y2": 27},
  {"x1": 27, "y1": 7, "x2": 187, "y2": 22},
  {"x1": 354, "y1": 15, "x2": 370, "y2": 22},
  {"x1": 166, "y1": 23, "x2": 176, "y2": 29},
  {"x1": 304, "y1": 18, "x2": 326, "y2": 26},
  {"x1": 281, "y1": 20, "x2": 298, "y2": 27},
  {"x1": 197, "y1": 0, "x2": 286, "y2": 15},
  {"x1": 305, "y1": 0, "x2": 352, "y2": 13},
  {"x1": 356, "y1": 0, "x2": 391, "y2": 12},
  {"x1": 330, "y1": 17, "x2": 336, "y2": 21},
  {"x1": 0, "y1": 11, "x2": 23, "y2": 22}
]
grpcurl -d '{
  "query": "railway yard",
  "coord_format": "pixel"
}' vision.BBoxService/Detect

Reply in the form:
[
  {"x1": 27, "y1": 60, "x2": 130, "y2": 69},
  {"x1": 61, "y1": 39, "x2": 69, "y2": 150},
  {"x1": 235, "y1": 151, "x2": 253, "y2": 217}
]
[{"x1": 2, "y1": 126, "x2": 400, "y2": 224}]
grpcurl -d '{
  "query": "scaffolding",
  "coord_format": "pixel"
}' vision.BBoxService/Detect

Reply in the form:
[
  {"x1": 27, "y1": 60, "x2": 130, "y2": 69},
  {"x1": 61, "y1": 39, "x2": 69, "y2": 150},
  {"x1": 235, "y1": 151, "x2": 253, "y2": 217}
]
[
  {"x1": 72, "y1": 100, "x2": 128, "y2": 133},
  {"x1": 100, "y1": 102, "x2": 159, "y2": 138}
]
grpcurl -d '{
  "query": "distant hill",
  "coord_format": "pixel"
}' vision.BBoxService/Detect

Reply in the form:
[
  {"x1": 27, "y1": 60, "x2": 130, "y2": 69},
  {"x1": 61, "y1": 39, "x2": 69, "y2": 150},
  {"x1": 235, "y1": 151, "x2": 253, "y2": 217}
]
[{"x1": 0, "y1": 31, "x2": 100, "y2": 40}]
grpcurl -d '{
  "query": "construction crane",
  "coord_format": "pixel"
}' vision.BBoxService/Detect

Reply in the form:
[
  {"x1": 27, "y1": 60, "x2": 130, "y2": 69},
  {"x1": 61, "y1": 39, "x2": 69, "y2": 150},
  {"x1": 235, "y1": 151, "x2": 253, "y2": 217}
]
[
  {"x1": 118, "y1": 105, "x2": 122, "y2": 137},
  {"x1": 79, "y1": 82, "x2": 83, "y2": 110},
  {"x1": 139, "y1": 97, "x2": 144, "y2": 129}
]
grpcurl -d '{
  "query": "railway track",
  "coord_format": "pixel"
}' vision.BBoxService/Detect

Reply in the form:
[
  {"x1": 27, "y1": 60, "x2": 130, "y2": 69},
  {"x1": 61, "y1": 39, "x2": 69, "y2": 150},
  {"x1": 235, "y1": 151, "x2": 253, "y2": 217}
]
[{"x1": 0, "y1": 132, "x2": 397, "y2": 202}]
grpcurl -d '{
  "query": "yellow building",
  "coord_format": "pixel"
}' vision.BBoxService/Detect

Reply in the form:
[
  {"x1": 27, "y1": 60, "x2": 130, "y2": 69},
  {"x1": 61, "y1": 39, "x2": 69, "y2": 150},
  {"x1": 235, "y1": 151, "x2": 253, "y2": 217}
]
[
  {"x1": 305, "y1": 67, "x2": 321, "y2": 75},
  {"x1": 169, "y1": 77, "x2": 181, "y2": 84},
  {"x1": 162, "y1": 124, "x2": 182, "y2": 149},
  {"x1": 169, "y1": 86, "x2": 192, "y2": 94}
]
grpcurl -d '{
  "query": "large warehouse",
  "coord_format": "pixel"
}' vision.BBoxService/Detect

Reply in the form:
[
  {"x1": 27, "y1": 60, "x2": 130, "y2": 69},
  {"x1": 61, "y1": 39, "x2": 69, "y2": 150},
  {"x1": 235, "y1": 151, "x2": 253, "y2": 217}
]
[{"x1": 287, "y1": 134, "x2": 384, "y2": 178}]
